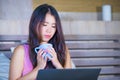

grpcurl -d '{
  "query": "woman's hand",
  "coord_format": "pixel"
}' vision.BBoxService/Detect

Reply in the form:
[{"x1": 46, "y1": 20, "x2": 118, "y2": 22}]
[
  {"x1": 36, "y1": 49, "x2": 47, "y2": 69},
  {"x1": 47, "y1": 47, "x2": 63, "y2": 69}
]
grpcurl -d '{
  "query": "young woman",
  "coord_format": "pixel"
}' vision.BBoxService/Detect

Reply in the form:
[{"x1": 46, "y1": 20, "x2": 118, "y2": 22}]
[{"x1": 9, "y1": 4, "x2": 72, "y2": 80}]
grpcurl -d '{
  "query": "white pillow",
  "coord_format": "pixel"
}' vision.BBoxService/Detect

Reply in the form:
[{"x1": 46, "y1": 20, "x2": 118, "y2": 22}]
[
  {"x1": 71, "y1": 60, "x2": 76, "y2": 69},
  {"x1": 0, "y1": 53, "x2": 10, "y2": 80},
  {"x1": 10, "y1": 47, "x2": 15, "y2": 53}
]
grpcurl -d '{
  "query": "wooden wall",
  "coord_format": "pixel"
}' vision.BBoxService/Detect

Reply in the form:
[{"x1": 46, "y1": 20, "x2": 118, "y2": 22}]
[
  {"x1": 33, "y1": 0, "x2": 120, "y2": 12},
  {"x1": 0, "y1": 0, "x2": 120, "y2": 35}
]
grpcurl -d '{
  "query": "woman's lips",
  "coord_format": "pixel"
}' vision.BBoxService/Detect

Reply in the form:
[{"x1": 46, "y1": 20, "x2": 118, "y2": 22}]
[{"x1": 44, "y1": 35, "x2": 51, "y2": 38}]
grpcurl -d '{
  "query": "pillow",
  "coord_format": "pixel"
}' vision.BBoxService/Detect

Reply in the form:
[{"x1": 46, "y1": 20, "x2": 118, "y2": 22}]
[
  {"x1": 10, "y1": 47, "x2": 15, "y2": 53},
  {"x1": 0, "y1": 53, "x2": 10, "y2": 80},
  {"x1": 71, "y1": 60, "x2": 76, "y2": 69}
]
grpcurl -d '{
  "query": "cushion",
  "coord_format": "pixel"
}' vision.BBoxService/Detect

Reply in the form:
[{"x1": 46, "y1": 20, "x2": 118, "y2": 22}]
[
  {"x1": 10, "y1": 47, "x2": 15, "y2": 53},
  {"x1": 71, "y1": 60, "x2": 76, "y2": 69}
]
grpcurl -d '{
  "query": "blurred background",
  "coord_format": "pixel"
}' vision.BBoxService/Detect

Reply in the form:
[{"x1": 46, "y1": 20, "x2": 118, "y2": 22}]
[{"x1": 0, "y1": 0, "x2": 120, "y2": 35}]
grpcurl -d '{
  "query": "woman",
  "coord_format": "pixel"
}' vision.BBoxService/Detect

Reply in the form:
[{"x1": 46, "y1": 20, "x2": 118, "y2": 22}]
[{"x1": 9, "y1": 4, "x2": 72, "y2": 80}]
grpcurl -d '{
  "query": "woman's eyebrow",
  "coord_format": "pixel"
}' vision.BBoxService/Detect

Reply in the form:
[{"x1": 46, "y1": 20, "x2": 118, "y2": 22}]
[{"x1": 44, "y1": 21, "x2": 56, "y2": 25}]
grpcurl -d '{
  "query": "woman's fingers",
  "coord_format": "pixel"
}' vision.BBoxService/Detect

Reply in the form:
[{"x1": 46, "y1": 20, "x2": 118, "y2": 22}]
[{"x1": 38, "y1": 49, "x2": 43, "y2": 56}]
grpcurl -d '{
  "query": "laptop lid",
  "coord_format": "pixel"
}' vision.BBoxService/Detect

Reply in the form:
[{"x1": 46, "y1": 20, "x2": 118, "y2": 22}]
[{"x1": 36, "y1": 68, "x2": 101, "y2": 80}]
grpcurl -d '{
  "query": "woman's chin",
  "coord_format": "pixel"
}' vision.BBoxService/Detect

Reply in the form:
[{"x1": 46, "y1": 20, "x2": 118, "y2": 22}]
[{"x1": 42, "y1": 39, "x2": 50, "y2": 43}]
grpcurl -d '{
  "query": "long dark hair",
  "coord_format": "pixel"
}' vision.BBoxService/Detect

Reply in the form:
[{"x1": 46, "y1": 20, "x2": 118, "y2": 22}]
[{"x1": 28, "y1": 4, "x2": 66, "y2": 68}]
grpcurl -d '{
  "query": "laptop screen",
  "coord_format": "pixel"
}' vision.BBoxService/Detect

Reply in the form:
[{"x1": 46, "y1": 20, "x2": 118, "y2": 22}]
[{"x1": 36, "y1": 68, "x2": 101, "y2": 80}]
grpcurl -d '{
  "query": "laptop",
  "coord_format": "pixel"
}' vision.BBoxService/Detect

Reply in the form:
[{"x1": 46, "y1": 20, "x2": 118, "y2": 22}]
[{"x1": 36, "y1": 68, "x2": 101, "y2": 80}]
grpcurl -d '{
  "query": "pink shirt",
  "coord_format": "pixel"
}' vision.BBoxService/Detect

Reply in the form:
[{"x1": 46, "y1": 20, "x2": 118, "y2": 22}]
[{"x1": 22, "y1": 44, "x2": 33, "y2": 76}]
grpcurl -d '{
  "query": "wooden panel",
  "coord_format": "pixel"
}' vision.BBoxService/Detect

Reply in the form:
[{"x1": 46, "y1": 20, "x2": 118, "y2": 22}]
[
  {"x1": 72, "y1": 59, "x2": 120, "y2": 66},
  {"x1": 66, "y1": 43, "x2": 120, "y2": 49},
  {"x1": 70, "y1": 50, "x2": 120, "y2": 58},
  {"x1": 33, "y1": 0, "x2": 120, "y2": 12},
  {"x1": 64, "y1": 35, "x2": 120, "y2": 41},
  {"x1": 0, "y1": 35, "x2": 28, "y2": 41},
  {"x1": 0, "y1": 35, "x2": 28, "y2": 51},
  {"x1": 100, "y1": 67, "x2": 120, "y2": 75},
  {"x1": 0, "y1": 44, "x2": 19, "y2": 51},
  {"x1": 76, "y1": 67, "x2": 120, "y2": 75},
  {"x1": 98, "y1": 76, "x2": 120, "y2": 80}
]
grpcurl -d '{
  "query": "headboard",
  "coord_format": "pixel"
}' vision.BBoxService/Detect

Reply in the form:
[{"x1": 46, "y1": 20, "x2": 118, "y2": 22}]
[{"x1": 0, "y1": 35, "x2": 120, "y2": 80}]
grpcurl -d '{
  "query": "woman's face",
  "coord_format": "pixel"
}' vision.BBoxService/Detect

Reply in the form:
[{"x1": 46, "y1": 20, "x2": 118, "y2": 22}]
[{"x1": 40, "y1": 13, "x2": 56, "y2": 43}]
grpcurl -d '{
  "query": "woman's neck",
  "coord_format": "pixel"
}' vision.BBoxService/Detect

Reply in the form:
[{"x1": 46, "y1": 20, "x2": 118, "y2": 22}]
[{"x1": 40, "y1": 42, "x2": 48, "y2": 44}]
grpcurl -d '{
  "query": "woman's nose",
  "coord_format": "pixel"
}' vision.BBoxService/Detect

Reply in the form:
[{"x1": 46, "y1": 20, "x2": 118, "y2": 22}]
[{"x1": 46, "y1": 27, "x2": 51, "y2": 33}]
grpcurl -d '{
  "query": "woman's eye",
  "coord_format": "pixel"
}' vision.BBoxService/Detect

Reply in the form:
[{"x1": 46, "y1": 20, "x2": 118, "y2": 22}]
[
  {"x1": 42, "y1": 24, "x2": 47, "y2": 26},
  {"x1": 52, "y1": 25, "x2": 56, "y2": 28}
]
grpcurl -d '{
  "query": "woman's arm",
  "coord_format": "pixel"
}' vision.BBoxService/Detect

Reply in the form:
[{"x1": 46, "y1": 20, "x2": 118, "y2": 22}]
[
  {"x1": 64, "y1": 46, "x2": 72, "y2": 68},
  {"x1": 9, "y1": 45, "x2": 40, "y2": 80}
]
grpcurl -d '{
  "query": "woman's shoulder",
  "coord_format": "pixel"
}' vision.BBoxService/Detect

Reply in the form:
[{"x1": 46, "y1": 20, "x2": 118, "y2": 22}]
[
  {"x1": 14, "y1": 45, "x2": 24, "y2": 52},
  {"x1": 14, "y1": 44, "x2": 29, "y2": 52},
  {"x1": 12, "y1": 45, "x2": 25, "y2": 58}
]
